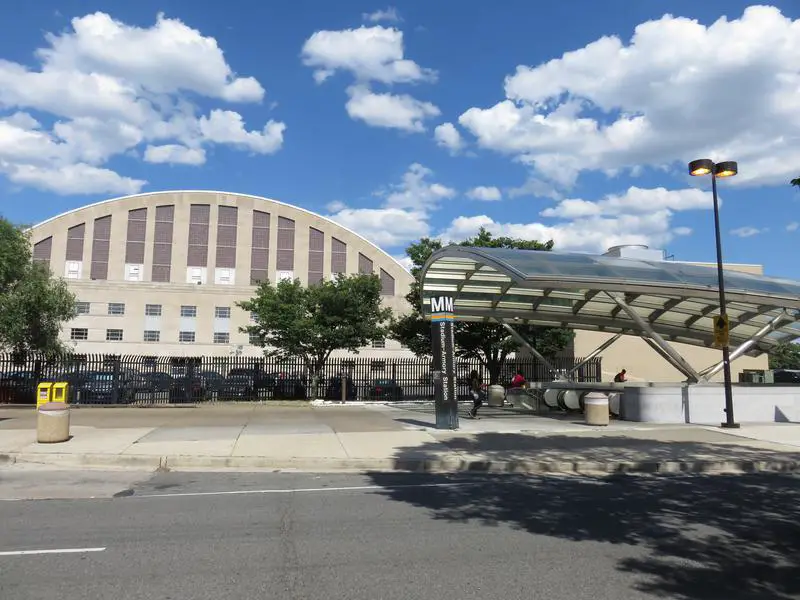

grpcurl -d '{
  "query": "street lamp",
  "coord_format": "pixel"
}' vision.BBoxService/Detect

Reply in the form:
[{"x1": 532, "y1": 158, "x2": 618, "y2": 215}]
[{"x1": 688, "y1": 158, "x2": 739, "y2": 429}]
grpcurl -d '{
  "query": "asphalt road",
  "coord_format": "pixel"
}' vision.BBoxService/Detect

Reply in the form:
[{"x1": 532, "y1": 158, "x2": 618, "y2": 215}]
[{"x1": 0, "y1": 469, "x2": 798, "y2": 600}]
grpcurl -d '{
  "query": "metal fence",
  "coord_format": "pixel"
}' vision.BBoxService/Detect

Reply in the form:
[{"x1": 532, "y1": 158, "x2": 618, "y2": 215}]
[{"x1": 0, "y1": 353, "x2": 602, "y2": 405}]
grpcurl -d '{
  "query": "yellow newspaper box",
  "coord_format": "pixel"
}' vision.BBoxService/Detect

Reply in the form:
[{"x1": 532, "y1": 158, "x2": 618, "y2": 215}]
[
  {"x1": 36, "y1": 382, "x2": 53, "y2": 408},
  {"x1": 51, "y1": 382, "x2": 68, "y2": 404}
]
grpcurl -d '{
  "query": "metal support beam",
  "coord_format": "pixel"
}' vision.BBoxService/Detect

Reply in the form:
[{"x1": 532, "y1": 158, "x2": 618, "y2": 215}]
[
  {"x1": 640, "y1": 337, "x2": 701, "y2": 382},
  {"x1": 606, "y1": 291, "x2": 702, "y2": 383},
  {"x1": 498, "y1": 320, "x2": 562, "y2": 378},
  {"x1": 700, "y1": 311, "x2": 792, "y2": 381},
  {"x1": 566, "y1": 333, "x2": 622, "y2": 378},
  {"x1": 572, "y1": 290, "x2": 599, "y2": 315},
  {"x1": 647, "y1": 298, "x2": 684, "y2": 323}
]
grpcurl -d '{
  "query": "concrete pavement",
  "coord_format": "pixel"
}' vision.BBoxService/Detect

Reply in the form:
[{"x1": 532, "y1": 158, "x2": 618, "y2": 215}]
[
  {"x1": 2, "y1": 403, "x2": 800, "y2": 474},
  {"x1": 1, "y1": 471, "x2": 798, "y2": 599}
]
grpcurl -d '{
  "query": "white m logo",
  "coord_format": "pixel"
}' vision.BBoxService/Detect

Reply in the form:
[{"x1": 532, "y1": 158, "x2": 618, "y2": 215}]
[{"x1": 431, "y1": 296, "x2": 454, "y2": 314}]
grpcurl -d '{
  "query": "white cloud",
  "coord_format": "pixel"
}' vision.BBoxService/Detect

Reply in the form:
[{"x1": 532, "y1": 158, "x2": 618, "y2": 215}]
[
  {"x1": 441, "y1": 186, "x2": 713, "y2": 252},
  {"x1": 788, "y1": 222, "x2": 799, "y2": 232},
  {"x1": 466, "y1": 186, "x2": 502, "y2": 201},
  {"x1": 2, "y1": 162, "x2": 145, "y2": 196},
  {"x1": 301, "y1": 25, "x2": 435, "y2": 85},
  {"x1": 326, "y1": 200, "x2": 347, "y2": 213},
  {"x1": 345, "y1": 85, "x2": 439, "y2": 132},
  {"x1": 730, "y1": 226, "x2": 767, "y2": 238},
  {"x1": 433, "y1": 122, "x2": 464, "y2": 153},
  {"x1": 198, "y1": 110, "x2": 285, "y2": 154},
  {"x1": 144, "y1": 144, "x2": 206, "y2": 165},
  {"x1": 458, "y1": 5, "x2": 800, "y2": 189},
  {"x1": 0, "y1": 12, "x2": 282, "y2": 195},
  {"x1": 363, "y1": 7, "x2": 402, "y2": 23},
  {"x1": 327, "y1": 163, "x2": 453, "y2": 247},
  {"x1": 540, "y1": 186, "x2": 711, "y2": 218}
]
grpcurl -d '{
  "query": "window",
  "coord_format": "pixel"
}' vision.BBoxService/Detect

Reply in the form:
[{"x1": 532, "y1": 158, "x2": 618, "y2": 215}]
[
  {"x1": 106, "y1": 329, "x2": 123, "y2": 341},
  {"x1": 108, "y1": 303, "x2": 125, "y2": 315},
  {"x1": 249, "y1": 332, "x2": 262, "y2": 345},
  {"x1": 250, "y1": 311, "x2": 257, "y2": 321},
  {"x1": 180, "y1": 305, "x2": 197, "y2": 318},
  {"x1": 371, "y1": 360, "x2": 386, "y2": 372},
  {"x1": 75, "y1": 301, "x2": 90, "y2": 315},
  {"x1": 125, "y1": 264, "x2": 142, "y2": 281},
  {"x1": 213, "y1": 332, "x2": 230, "y2": 344},
  {"x1": 145, "y1": 304, "x2": 162, "y2": 317},
  {"x1": 179, "y1": 331, "x2": 195, "y2": 343},
  {"x1": 65, "y1": 261, "x2": 82, "y2": 279},
  {"x1": 143, "y1": 330, "x2": 160, "y2": 342},
  {"x1": 372, "y1": 339, "x2": 386, "y2": 349},
  {"x1": 70, "y1": 328, "x2": 88, "y2": 341},
  {"x1": 215, "y1": 268, "x2": 234, "y2": 285},
  {"x1": 215, "y1": 306, "x2": 231, "y2": 319}
]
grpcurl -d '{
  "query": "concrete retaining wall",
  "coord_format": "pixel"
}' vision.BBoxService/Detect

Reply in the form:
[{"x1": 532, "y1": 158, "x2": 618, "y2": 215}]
[{"x1": 620, "y1": 384, "x2": 800, "y2": 424}]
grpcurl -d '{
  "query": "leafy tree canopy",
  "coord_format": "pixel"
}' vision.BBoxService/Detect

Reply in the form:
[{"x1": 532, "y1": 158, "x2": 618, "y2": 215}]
[
  {"x1": 237, "y1": 274, "x2": 392, "y2": 389},
  {"x1": 791, "y1": 176, "x2": 800, "y2": 187},
  {"x1": 0, "y1": 217, "x2": 76, "y2": 356},
  {"x1": 390, "y1": 227, "x2": 574, "y2": 384},
  {"x1": 768, "y1": 341, "x2": 800, "y2": 370}
]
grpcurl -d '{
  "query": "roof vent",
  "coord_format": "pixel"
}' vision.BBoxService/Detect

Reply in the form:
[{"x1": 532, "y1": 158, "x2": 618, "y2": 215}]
[{"x1": 604, "y1": 245, "x2": 665, "y2": 261}]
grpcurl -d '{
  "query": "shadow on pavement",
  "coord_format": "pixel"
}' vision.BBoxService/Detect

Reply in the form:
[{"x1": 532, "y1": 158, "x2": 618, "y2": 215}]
[{"x1": 367, "y1": 434, "x2": 800, "y2": 600}]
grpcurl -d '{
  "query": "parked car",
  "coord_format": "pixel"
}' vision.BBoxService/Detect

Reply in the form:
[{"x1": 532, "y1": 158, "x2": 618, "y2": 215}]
[
  {"x1": 169, "y1": 375, "x2": 206, "y2": 402},
  {"x1": 272, "y1": 372, "x2": 307, "y2": 400},
  {"x1": 226, "y1": 368, "x2": 276, "y2": 394},
  {"x1": 76, "y1": 371, "x2": 137, "y2": 404},
  {"x1": 324, "y1": 375, "x2": 357, "y2": 401},
  {"x1": 0, "y1": 371, "x2": 38, "y2": 404},
  {"x1": 363, "y1": 378, "x2": 403, "y2": 401},
  {"x1": 218, "y1": 373, "x2": 257, "y2": 399},
  {"x1": 774, "y1": 369, "x2": 800, "y2": 384}
]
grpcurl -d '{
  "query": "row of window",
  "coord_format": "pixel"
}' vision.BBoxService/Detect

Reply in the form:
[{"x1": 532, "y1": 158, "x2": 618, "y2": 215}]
[
  {"x1": 69, "y1": 328, "x2": 389, "y2": 348},
  {"x1": 76, "y1": 302, "x2": 233, "y2": 319}
]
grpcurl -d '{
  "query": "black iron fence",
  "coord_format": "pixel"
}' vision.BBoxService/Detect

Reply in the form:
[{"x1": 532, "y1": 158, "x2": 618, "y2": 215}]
[{"x1": 0, "y1": 353, "x2": 602, "y2": 405}]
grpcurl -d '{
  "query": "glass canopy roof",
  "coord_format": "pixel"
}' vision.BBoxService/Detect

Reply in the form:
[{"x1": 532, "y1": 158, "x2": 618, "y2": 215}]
[{"x1": 420, "y1": 246, "x2": 800, "y2": 357}]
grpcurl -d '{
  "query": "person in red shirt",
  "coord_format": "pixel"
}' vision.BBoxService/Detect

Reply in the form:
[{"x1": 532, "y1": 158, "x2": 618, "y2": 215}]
[
  {"x1": 510, "y1": 370, "x2": 526, "y2": 388},
  {"x1": 614, "y1": 369, "x2": 627, "y2": 383}
]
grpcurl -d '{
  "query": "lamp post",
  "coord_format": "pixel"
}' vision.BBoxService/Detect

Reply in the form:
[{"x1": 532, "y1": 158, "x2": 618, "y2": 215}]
[{"x1": 688, "y1": 158, "x2": 740, "y2": 429}]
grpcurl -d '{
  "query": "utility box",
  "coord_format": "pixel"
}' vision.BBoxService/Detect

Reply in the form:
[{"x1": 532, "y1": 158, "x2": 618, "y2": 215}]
[
  {"x1": 36, "y1": 382, "x2": 53, "y2": 408},
  {"x1": 51, "y1": 382, "x2": 69, "y2": 404}
]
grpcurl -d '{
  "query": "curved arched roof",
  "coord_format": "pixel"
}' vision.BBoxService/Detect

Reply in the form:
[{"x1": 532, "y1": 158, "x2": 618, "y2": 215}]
[
  {"x1": 30, "y1": 189, "x2": 409, "y2": 273},
  {"x1": 420, "y1": 246, "x2": 800, "y2": 356}
]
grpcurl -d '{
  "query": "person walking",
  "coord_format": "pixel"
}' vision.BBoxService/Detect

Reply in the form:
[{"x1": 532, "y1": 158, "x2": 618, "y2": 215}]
[{"x1": 468, "y1": 369, "x2": 483, "y2": 418}]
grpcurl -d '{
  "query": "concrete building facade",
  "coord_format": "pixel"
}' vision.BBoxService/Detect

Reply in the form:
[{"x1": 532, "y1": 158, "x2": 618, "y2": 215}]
[{"x1": 28, "y1": 191, "x2": 414, "y2": 358}]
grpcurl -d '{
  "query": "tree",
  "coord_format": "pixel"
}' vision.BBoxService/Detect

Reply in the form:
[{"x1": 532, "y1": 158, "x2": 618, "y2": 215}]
[
  {"x1": 237, "y1": 274, "x2": 392, "y2": 397},
  {"x1": 390, "y1": 227, "x2": 575, "y2": 384},
  {"x1": 768, "y1": 341, "x2": 800, "y2": 370},
  {"x1": 0, "y1": 217, "x2": 76, "y2": 356},
  {"x1": 791, "y1": 177, "x2": 800, "y2": 188}
]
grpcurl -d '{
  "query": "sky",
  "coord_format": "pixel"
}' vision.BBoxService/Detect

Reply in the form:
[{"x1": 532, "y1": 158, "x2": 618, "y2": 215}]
[{"x1": 0, "y1": 1, "x2": 799, "y2": 278}]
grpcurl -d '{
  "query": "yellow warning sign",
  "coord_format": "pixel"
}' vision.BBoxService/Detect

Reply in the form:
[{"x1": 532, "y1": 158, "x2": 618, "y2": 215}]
[{"x1": 712, "y1": 314, "x2": 729, "y2": 348}]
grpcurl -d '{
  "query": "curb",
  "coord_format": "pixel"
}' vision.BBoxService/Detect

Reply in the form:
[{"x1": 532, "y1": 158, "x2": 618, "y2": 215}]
[{"x1": 4, "y1": 452, "x2": 800, "y2": 475}]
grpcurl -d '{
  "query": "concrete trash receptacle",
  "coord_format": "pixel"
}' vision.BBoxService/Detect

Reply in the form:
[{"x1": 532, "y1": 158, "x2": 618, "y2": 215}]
[
  {"x1": 487, "y1": 384, "x2": 505, "y2": 407},
  {"x1": 37, "y1": 402, "x2": 71, "y2": 443},
  {"x1": 584, "y1": 392, "x2": 610, "y2": 426}
]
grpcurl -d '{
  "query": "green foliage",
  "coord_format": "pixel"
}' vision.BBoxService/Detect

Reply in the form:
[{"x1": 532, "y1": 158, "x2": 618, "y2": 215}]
[
  {"x1": 389, "y1": 227, "x2": 575, "y2": 384},
  {"x1": 237, "y1": 274, "x2": 392, "y2": 392},
  {"x1": 791, "y1": 177, "x2": 800, "y2": 188},
  {"x1": 768, "y1": 341, "x2": 800, "y2": 370},
  {"x1": 0, "y1": 217, "x2": 76, "y2": 356}
]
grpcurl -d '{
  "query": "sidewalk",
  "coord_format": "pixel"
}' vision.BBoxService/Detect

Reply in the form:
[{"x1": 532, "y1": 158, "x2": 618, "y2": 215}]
[{"x1": 1, "y1": 403, "x2": 800, "y2": 474}]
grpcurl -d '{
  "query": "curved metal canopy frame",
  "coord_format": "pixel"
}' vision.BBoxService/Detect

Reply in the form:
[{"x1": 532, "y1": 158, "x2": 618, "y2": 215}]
[{"x1": 420, "y1": 246, "x2": 800, "y2": 360}]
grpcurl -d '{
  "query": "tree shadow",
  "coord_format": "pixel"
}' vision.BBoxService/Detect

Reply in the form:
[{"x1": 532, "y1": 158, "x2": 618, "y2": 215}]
[{"x1": 367, "y1": 434, "x2": 800, "y2": 599}]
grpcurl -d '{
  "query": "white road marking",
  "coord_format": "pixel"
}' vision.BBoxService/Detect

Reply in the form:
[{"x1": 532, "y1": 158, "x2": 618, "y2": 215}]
[
  {"x1": 133, "y1": 481, "x2": 485, "y2": 499},
  {"x1": 0, "y1": 547, "x2": 106, "y2": 557}
]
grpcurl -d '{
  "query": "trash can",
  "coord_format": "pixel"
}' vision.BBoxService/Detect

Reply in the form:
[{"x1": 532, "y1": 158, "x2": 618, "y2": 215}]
[
  {"x1": 487, "y1": 384, "x2": 505, "y2": 407},
  {"x1": 37, "y1": 402, "x2": 71, "y2": 443},
  {"x1": 584, "y1": 392, "x2": 610, "y2": 426}
]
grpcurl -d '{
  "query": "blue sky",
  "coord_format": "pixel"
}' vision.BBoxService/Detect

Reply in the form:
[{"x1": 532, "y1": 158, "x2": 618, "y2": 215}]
[{"x1": 1, "y1": 1, "x2": 799, "y2": 277}]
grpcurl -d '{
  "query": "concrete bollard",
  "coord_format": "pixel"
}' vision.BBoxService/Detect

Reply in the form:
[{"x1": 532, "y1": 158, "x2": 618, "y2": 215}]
[
  {"x1": 584, "y1": 392, "x2": 610, "y2": 426},
  {"x1": 37, "y1": 402, "x2": 71, "y2": 443}
]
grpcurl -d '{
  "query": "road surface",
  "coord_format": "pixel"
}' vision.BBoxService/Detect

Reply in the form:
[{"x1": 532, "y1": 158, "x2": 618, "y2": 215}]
[{"x1": 0, "y1": 468, "x2": 798, "y2": 599}]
